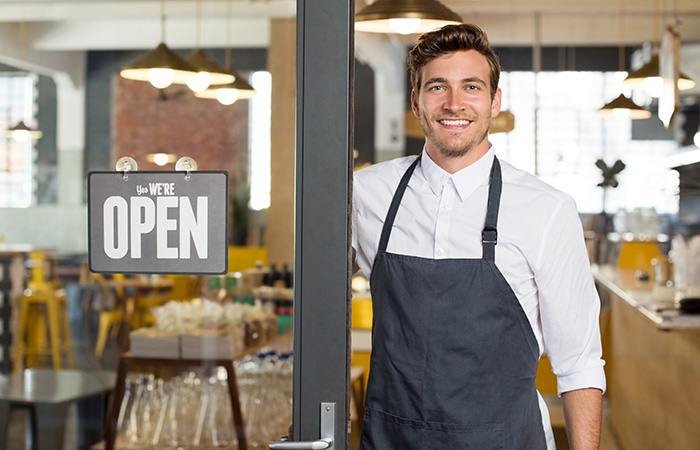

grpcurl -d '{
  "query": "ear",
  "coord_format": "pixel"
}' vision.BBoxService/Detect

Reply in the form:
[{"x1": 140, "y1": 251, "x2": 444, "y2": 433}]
[
  {"x1": 491, "y1": 87, "x2": 502, "y2": 118},
  {"x1": 411, "y1": 89, "x2": 420, "y2": 118}
]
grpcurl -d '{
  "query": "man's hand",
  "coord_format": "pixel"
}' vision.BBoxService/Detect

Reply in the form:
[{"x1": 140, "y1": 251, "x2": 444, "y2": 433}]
[{"x1": 562, "y1": 387, "x2": 603, "y2": 450}]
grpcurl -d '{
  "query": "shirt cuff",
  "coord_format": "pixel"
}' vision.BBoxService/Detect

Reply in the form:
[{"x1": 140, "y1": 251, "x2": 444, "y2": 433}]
[{"x1": 557, "y1": 365, "x2": 607, "y2": 397}]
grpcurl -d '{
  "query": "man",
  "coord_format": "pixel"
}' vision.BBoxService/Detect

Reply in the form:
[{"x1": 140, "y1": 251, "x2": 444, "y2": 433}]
[{"x1": 352, "y1": 24, "x2": 605, "y2": 449}]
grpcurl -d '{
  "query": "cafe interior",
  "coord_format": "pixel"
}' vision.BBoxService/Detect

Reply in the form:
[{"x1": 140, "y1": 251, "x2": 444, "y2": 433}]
[{"x1": 1, "y1": 0, "x2": 700, "y2": 449}]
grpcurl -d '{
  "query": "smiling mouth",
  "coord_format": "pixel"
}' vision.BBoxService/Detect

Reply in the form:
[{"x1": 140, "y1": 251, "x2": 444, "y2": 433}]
[{"x1": 439, "y1": 119, "x2": 472, "y2": 126}]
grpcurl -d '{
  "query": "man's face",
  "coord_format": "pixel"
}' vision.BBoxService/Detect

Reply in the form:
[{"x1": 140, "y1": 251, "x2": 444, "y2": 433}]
[{"x1": 411, "y1": 50, "x2": 501, "y2": 161}]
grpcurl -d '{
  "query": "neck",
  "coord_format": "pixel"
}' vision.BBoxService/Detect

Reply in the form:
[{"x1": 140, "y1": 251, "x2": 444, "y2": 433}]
[{"x1": 425, "y1": 142, "x2": 490, "y2": 174}]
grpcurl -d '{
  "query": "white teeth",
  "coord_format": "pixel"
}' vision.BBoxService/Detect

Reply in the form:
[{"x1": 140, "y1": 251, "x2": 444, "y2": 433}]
[{"x1": 440, "y1": 119, "x2": 471, "y2": 125}]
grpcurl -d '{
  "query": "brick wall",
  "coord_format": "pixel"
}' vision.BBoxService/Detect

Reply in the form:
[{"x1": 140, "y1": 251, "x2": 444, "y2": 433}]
[{"x1": 112, "y1": 77, "x2": 251, "y2": 243}]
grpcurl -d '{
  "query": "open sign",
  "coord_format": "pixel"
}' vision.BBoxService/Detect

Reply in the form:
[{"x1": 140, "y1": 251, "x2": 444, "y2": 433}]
[{"x1": 88, "y1": 171, "x2": 228, "y2": 274}]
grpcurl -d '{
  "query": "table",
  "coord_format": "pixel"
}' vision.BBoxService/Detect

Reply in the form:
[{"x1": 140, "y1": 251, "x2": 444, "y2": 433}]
[
  {"x1": 0, "y1": 368, "x2": 116, "y2": 450},
  {"x1": 106, "y1": 275, "x2": 173, "y2": 349}
]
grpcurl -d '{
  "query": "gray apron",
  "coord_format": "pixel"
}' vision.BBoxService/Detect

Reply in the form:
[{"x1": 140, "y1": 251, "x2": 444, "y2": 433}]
[{"x1": 360, "y1": 156, "x2": 547, "y2": 450}]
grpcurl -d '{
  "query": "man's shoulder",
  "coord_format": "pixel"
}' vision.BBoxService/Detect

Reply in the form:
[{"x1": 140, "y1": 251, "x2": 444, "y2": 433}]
[
  {"x1": 499, "y1": 158, "x2": 572, "y2": 203},
  {"x1": 354, "y1": 155, "x2": 418, "y2": 189}
]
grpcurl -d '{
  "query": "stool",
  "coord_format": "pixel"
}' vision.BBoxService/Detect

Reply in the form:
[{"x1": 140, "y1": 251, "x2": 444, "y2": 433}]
[
  {"x1": 94, "y1": 309, "x2": 122, "y2": 359},
  {"x1": 13, "y1": 287, "x2": 76, "y2": 372}
]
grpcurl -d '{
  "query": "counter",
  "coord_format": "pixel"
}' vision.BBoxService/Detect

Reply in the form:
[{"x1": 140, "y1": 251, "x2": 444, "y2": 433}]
[
  {"x1": 592, "y1": 264, "x2": 700, "y2": 329},
  {"x1": 593, "y1": 265, "x2": 700, "y2": 450}
]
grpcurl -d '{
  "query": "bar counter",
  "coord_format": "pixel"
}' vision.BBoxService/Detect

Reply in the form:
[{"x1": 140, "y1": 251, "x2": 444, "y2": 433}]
[{"x1": 593, "y1": 265, "x2": 700, "y2": 450}]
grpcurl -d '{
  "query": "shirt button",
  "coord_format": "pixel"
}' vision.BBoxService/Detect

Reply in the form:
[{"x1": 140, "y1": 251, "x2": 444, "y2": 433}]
[
  {"x1": 437, "y1": 249, "x2": 445, "y2": 256},
  {"x1": 443, "y1": 204, "x2": 450, "y2": 210}
]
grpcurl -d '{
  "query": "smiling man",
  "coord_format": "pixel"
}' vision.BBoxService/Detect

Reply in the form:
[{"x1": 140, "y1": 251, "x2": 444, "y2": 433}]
[{"x1": 352, "y1": 24, "x2": 606, "y2": 450}]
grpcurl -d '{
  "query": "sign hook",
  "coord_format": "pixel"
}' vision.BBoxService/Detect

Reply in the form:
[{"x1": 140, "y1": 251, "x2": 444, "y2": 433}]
[{"x1": 115, "y1": 156, "x2": 138, "y2": 181}]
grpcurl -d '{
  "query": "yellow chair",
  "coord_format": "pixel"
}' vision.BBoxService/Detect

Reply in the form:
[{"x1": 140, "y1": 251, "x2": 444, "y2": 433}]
[
  {"x1": 13, "y1": 287, "x2": 76, "y2": 372},
  {"x1": 13, "y1": 251, "x2": 75, "y2": 372},
  {"x1": 92, "y1": 273, "x2": 124, "y2": 359}
]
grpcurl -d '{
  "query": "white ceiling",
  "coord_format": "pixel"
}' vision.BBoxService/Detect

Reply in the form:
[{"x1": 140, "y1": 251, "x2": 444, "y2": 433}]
[
  {"x1": 0, "y1": 0, "x2": 699, "y2": 95},
  {"x1": 0, "y1": 0, "x2": 699, "y2": 50}
]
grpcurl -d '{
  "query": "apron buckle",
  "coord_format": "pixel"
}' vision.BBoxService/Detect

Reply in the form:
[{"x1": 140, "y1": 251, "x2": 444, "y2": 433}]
[{"x1": 482, "y1": 226, "x2": 498, "y2": 245}]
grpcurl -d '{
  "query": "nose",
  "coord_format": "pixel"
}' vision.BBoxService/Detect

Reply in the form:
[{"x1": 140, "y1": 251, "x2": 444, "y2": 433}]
[{"x1": 443, "y1": 90, "x2": 464, "y2": 112}]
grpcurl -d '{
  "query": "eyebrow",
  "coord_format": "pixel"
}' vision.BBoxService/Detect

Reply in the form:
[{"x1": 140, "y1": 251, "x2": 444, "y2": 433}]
[{"x1": 423, "y1": 76, "x2": 487, "y2": 88}]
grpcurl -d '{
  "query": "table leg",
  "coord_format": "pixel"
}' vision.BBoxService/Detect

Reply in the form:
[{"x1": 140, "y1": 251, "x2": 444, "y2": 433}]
[
  {"x1": 223, "y1": 362, "x2": 247, "y2": 450},
  {"x1": 105, "y1": 356, "x2": 130, "y2": 450},
  {"x1": 33, "y1": 403, "x2": 70, "y2": 450},
  {"x1": 0, "y1": 400, "x2": 10, "y2": 449}
]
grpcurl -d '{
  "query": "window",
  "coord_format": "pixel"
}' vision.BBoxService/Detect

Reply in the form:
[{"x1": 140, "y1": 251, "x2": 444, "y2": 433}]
[
  {"x1": 490, "y1": 71, "x2": 679, "y2": 215},
  {"x1": 0, "y1": 73, "x2": 37, "y2": 208},
  {"x1": 248, "y1": 71, "x2": 272, "y2": 211}
]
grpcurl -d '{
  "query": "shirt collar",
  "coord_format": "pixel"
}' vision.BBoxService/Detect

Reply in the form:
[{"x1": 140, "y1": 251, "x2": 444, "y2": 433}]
[{"x1": 419, "y1": 146, "x2": 496, "y2": 202}]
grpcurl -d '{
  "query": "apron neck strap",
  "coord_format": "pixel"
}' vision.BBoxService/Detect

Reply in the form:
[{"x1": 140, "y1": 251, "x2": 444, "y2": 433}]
[
  {"x1": 377, "y1": 155, "x2": 421, "y2": 254},
  {"x1": 376, "y1": 154, "x2": 503, "y2": 262},
  {"x1": 482, "y1": 157, "x2": 502, "y2": 262}
]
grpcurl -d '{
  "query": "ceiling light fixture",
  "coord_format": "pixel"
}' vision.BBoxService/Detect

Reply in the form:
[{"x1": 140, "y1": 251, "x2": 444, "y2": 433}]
[
  {"x1": 355, "y1": 0, "x2": 462, "y2": 35},
  {"x1": 622, "y1": 0, "x2": 695, "y2": 97},
  {"x1": 5, "y1": 121, "x2": 42, "y2": 143},
  {"x1": 194, "y1": 0, "x2": 255, "y2": 104},
  {"x1": 599, "y1": 0, "x2": 651, "y2": 120},
  {"x1": 119, "y1": 0, "x2": 198, "y2": 89},
  {"x1": 184, "y1": 0, "x2": 235, "y2": 92},
  {"x1": 622, "y1": 54, "x2": 696, "y2": 97},
  {"x1": 599, "y1": 94, "x2": 652, "y2": 119}
]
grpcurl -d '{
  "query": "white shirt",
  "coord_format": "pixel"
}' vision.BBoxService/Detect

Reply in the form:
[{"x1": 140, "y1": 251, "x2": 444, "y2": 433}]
[{"x1": 352, "y1": 147, "x2": 606, "y2": 449}]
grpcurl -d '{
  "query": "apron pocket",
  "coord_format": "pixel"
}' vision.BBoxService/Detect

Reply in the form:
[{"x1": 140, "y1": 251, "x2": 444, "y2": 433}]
[{"x1": 361, "y1": 408, "x2": 505, "y2": 450}]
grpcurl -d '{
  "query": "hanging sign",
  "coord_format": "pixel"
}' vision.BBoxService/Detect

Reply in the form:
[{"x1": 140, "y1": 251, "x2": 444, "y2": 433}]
[{"x1": 88, "y1": 171, "x2": 228, "y2": 274}]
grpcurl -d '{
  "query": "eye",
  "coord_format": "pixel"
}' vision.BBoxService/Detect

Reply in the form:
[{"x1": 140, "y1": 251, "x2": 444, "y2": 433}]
[{"x1": 428, "y1": 85, "x2": 444, "y2": 91}]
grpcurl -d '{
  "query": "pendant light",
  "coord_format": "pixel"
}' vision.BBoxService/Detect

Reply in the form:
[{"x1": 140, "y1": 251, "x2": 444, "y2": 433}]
[
  {"x1": 194, "y1": 0, "x2": 255, "y2": 104},
  {"x1": 599, "y1": 0, "x2": 651, "y2": 120},
  {"x1": 622, "y1": 0, "x2": 695, "y2": 97},
  {"x1": 355, "y1": 0, "x2": 462, "y2": 35},
  {"x1": 5, "y1": 120, "x2": 42, "y2": 142},
  {"x1": 120, "y1": 0, "x2": 198, "y2": 89},
  {"x1": 599, "y1": 94, "x2": 652, "y2": 119},
  {"x1": 184, "y1": 0, "x2": 235, "y2": 92},
  {"x1": 622, "y1": 54, "x2": 696, "y2": 97}
]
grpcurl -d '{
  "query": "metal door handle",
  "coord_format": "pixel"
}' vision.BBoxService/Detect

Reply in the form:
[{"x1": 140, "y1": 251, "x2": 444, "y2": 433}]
[
  {"x1": 269, "y1": 437, "x2": 332, "y2": 449},
  {"x1": 270, "y1": 403, "x2": 335, "y2": 450}
]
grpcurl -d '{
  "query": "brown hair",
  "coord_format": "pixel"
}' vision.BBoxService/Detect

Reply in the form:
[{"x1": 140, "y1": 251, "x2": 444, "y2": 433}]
[{"x1": 408, "y1": 24, "x2": 501, "y2": 99}]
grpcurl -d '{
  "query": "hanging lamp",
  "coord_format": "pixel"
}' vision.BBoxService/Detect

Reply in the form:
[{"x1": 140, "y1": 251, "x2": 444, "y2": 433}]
[
  {"x1": 119, "y1": 0, "x2": 198, "y2": 89},
  {"x1": 5, "y1": 121, "x2": 42, "y2": 142},
  {"x1": 184, "y1": 0, "x2": 235, "y2": 92},
  {"x1": 355, "y1": 0, "x2": 462, "y2": 35},
  {"x1": 622, "y1": 54, "x2": 696, "y2": 97},
  {"x1": 194, "y1": 0, "x2": 255, "y2": 104},
  {"x1": 599, "y1": 94, "x2": 652, "y2": 119},
  {"x1": 622, "y1": 0, "x2": 695, "y2": 97},
  {"x1": 598, "y1": 0, "x2": 651, "y2": 120}
]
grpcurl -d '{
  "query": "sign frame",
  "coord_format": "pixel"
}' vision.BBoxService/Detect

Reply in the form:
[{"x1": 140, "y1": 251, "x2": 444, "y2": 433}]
[{"x1": 87, "y1": 170, "x2": 229, "y2": 275}]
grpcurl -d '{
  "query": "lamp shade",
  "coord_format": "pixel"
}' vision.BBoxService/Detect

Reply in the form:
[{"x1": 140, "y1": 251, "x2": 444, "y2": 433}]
[
  {"x1": 194, "y1": 73, "x2": 256, "y2": 104},
  {"x1": 185, "y1": 49, "x2": 236, "y2": 86},
  {"x1": 623, "y1": 54, "x2": 696, "y2": 95},
  {"x1": 5, "y1": 121, "x2": 42, "y2": 142},
  {"x1": 120, "y1": 43, "x2": 199, "y2": 88},
  {"x1": 355, "y1": 0, "x2": 462, "y2": 35},
  {"x1": 598, "y1": 94, "x2": 652, "y2": 120}
]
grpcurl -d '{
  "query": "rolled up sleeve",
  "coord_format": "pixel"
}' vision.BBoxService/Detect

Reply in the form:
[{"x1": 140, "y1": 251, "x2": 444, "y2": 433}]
[{"x1": 534, "y1": 196, "x2": 606, "y2": 396}]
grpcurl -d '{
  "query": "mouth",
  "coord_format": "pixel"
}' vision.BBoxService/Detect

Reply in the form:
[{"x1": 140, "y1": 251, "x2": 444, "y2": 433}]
[{"x1": 438, "y1": 118, "x2": 472, "y2": 127}]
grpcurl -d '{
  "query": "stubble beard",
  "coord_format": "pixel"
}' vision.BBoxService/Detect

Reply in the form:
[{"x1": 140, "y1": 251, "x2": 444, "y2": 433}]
[{"x1": 420, "y1": 111, "x2": 490, "y2": 159}]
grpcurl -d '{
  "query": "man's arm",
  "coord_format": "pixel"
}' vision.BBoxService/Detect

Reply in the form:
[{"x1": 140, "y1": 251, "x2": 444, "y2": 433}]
[{"x1": 562, "y1": 387, "x2": 603, "y2": 450}]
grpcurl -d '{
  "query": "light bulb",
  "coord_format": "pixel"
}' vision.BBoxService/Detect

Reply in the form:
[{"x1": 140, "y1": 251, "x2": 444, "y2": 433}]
[
  {"x1": 694, "y1": 131, "x2": 700, "y2": 148},
  {"x1": 216, "y1": 88, "x2": 239, "y2": 105},
  {"x1": 148, "y1": 68, "x2": 175, "y2": 89},
  {"x1": 388, "y1": 18, "x2": 422, "y2": 35},
  {"x1": 187, "y1": 71, "x2": 211, "y2": 92},
  {"x1": 643, "y1": 76, "x2": 664, "y2": 98},
  {"x1": 612, "y1": 108, "x2": 631, "y2": 119},
  {"x1": 153, "y1": 153, "x2": 170, "y2": 166},
  {"x1": 11, "y1": 129, "x2": 30, "y2": 143}
]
